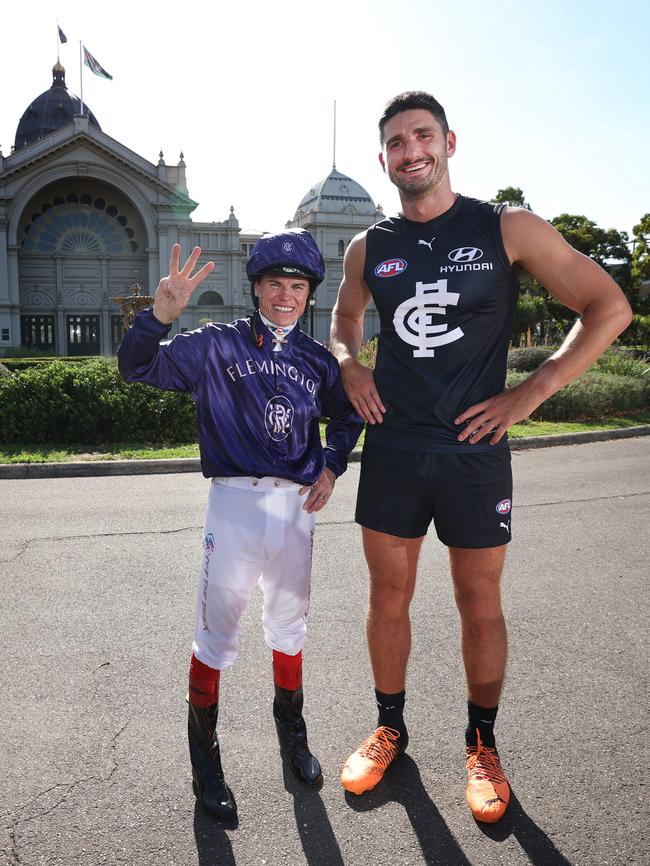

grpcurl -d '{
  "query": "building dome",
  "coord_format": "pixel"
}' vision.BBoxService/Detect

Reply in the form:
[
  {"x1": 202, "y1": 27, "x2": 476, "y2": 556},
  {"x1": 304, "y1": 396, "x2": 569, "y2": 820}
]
[
  {"x1": 14, "y1": 62, "x2": 101, "y2": 151},
  {"x1": 294, "y1": 167, "x2": 377, "y2": 219}
]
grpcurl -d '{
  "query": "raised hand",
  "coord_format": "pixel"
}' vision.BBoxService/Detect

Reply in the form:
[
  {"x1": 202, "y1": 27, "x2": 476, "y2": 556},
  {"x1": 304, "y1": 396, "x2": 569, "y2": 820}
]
[{"x1": 153, "y1": 244, "x2": 215, "y2": 324}]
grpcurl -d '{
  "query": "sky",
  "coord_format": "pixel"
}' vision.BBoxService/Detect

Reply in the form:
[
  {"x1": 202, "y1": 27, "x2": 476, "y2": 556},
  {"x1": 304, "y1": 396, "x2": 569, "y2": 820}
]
[{"x1": 2, "y1": 0, "x2": 648, "y2": 238}]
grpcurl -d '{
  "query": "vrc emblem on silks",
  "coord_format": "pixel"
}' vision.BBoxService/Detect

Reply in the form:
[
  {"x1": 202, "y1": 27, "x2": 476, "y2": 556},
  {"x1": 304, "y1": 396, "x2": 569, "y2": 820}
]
[
  {"x1": 265, "y1": 396, "x2": 295, "y2": 441},
  {"x1": 393, "y1": 279, "x2": 464, "y2": 357}
]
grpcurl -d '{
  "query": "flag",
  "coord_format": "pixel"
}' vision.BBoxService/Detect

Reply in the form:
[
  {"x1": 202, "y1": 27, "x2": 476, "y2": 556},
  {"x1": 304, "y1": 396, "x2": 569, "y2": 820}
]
[
  {"x1": 58, "y1": 26, "x2": 67, "y2": 44},
  {"x1": 83, "y1": 47, "x2": 113, "y2": 80}
]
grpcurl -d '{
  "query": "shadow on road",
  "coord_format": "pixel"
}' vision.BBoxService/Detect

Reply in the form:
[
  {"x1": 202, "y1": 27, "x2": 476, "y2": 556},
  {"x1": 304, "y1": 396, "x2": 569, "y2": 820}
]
[
  {"x1": 344, "y1": 756, "x2": 575, "y2": 866},
  {"x1": 476, "y1": 787, "x2": 575, "y2": 865},
  {"x1": 280, "y1": 749, "x2": 346, "y2": 866},
  {"x1": 345, "y1": 754, "x2": 473, "y2": 865},
  {"x1": 193, "y1": 800, "x2": 238, "y2": 866}
]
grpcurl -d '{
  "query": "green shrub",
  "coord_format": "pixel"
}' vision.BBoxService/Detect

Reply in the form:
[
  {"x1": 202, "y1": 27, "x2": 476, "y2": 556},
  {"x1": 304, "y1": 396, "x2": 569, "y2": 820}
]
[
  {"x1": 0, "y1": 358, "x2": 197, "y2": 445},
  {"x1": 506, "y1": 347, "x2": 555, "y2": 372},
  {"x1": 1, "y1": 356, "x2": 99, "y2": 372},
  {"x1": 618, "y1": 314, "x2": 650, "y2": 349},
  {"x1": 358, "y1": 337, "x2": 378, "y2": 369},
  {"x1": 0, "y1": 345, "x2": 53, "y2": 358},
  {"x1": 506, "y1": 370, "x2": 650, "y2": 421},
  {"x1": 593, "y1": 349, "x2": 650, "y2": 378}
]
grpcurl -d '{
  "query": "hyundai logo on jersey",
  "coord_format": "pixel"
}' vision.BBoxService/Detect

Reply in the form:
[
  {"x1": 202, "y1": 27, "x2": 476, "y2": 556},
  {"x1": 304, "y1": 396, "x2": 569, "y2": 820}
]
[
  {"x1": 448, "y1": 247, "x2": 484, "y2": 263},
  {"x1": 374, "y1": 258, "x2": 407, "y2": 278}
]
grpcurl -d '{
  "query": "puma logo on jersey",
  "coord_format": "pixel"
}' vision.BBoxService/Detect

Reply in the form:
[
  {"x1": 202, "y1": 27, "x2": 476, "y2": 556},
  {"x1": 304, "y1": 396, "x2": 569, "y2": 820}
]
[{"x1": 418, "y1": 237, "x2": 436, "y2": 251}]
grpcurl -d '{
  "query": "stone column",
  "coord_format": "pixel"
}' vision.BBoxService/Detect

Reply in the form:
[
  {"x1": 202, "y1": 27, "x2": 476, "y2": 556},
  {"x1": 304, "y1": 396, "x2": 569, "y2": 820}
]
[
  {"x1": 100, "y1": 257, "x2": 111, "y2": 355},
  {"x1": 7, "y1": 245, "x2": 22, "y2": 349},
  {"x1": 54, "y1": 256, "x2": 66, "y2": 356}
]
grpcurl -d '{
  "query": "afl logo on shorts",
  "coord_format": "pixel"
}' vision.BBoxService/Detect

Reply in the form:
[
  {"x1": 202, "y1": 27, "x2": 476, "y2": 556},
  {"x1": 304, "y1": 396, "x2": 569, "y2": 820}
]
[
  {"x1": 374, "y1": 258, "x2": 407, "y2": 278},
  {"x1": 496, "y1": 499, "x2": 512, "y2": 515},
  {"x1": 265, "y1": 396, "x2": 295, "y2": 441},
  {"x1": 204, "y1": 533, "x2": 215, "y2": 553},
  {"x1": 448, "y1": 247, "x2": 483, "y2": 263}
]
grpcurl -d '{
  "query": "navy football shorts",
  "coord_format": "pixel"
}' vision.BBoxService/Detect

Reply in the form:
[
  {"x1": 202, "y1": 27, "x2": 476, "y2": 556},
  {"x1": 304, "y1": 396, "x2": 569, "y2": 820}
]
[{"x1": 355, "y1": 440, "x2": 513, "y2": 548}]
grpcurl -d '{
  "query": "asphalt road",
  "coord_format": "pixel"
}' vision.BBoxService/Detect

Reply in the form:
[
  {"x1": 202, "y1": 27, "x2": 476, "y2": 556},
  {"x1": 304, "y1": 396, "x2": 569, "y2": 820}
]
[{"x1": 1, "y1": 438, "x2": 648, "y2": 866}]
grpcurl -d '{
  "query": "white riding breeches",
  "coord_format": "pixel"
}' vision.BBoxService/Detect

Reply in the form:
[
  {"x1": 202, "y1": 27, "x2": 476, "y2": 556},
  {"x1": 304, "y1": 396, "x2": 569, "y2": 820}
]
[{"x1": 192, "y1": 476, "x2": 315, "y2": 671}]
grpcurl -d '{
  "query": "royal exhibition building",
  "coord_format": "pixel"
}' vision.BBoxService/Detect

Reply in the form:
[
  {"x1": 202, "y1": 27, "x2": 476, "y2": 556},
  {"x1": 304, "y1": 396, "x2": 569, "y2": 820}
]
[{"x1": 0, "y1": 61, "x2": 384, "y2": 356}]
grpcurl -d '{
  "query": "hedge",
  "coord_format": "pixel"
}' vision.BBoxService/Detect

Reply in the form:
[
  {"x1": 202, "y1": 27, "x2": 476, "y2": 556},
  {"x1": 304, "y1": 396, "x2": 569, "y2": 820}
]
[
  {"x1": 1, "y1": 354, "x2": 648, "y2": 446},
  {"x1": 1, "y1": 356, "x2": 100, "y2": 372},
  {"x1": 506, "y1": 347, "x2": 555, "y2": 372},
  {"x1": 506, "y1": 371, "x2": 650, "y2": 420},
  {"x1": 0, "y1": 359, "x2": 197, "y2": 445}
]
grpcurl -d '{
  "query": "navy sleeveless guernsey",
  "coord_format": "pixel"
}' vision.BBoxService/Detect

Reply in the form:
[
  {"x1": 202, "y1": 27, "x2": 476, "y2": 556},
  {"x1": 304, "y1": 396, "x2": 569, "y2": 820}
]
[{"x1": 363, "y1": 195, "x2": 519, "y2": 453}]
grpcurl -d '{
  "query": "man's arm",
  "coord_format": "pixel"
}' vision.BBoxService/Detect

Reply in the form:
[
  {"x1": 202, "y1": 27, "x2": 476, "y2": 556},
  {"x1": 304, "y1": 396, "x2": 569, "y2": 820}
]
[
  {"x1": 456, "y1": 208, "x2": 633, "y2": 445},
  {"x1": 300, "y1": 358, "x2": 364, "y2": 514},
  {"x1": 330, "y1": 233, "x2": 385, "y2": 424}
]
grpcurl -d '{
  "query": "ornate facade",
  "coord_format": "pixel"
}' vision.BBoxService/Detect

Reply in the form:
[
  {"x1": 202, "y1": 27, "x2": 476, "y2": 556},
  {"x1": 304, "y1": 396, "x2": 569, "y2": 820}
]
[{"x1": 0, "y1": 63, "x2": 382, "y2": 355}]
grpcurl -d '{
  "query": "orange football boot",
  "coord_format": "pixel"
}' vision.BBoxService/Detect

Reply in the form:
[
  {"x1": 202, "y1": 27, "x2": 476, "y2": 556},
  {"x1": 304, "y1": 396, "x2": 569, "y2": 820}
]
[
  {"x1": 465, "y1": 730, "x2": 510, "y2": 822},
  {"x1": 340, "y1": 726, "x2": 403, "y2": 795}
]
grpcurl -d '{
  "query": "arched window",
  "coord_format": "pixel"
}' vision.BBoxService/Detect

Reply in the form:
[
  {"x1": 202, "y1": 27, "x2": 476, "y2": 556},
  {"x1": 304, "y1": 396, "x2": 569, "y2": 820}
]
[
  {"x1": 21, "y1": 199, "x2": 139, "y2": 254},
  {"x1": 338, "y1": 239, "x2": 345, "y2": 257},
  {"x1": 197, "y1": 291, "x2": 224, "y2": 306}
]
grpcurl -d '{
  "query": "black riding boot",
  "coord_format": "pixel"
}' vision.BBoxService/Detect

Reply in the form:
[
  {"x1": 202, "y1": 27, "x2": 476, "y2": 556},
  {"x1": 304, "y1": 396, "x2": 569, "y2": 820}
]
[
  {"x1": 188, "y1": 701, "x2": 237, "y2": 819},
  {"x1": 273, "y1": 685, "x2": 323, "y2": 786}
]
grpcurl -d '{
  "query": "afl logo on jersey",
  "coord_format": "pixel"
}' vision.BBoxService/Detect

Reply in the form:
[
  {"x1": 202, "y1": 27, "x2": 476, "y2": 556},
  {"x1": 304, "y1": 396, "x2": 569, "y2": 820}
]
[
  {"x1": 496, "y1": 499, "x2": 512, "y2": 515},
  {"x1": 374, "y1": 258, "x2": 407, "y2": 278},
  {"x1": 265, "y1": 396, "x2": 295, "y2": 441},
  {"x1": 448, "y1": 247, "x2": 483, "y2": 263}
]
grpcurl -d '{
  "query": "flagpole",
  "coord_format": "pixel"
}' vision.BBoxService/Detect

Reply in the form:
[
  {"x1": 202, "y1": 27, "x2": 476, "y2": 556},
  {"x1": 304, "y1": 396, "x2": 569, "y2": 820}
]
[
  {"x1": 79, "y1": 42, "x2": 85, "y2": 116},
  {"x1": 56, "y1": 22, "x2": 59, "y2": 62},
  {"x1": 332, "y1": 100, "x2": 337, "y2": 170}
]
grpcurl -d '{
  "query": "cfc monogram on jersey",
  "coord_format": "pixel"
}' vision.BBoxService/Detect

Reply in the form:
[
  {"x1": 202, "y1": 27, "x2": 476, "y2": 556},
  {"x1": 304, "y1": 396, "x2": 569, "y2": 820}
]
[
  {"x1": 393, "y1": 278, "x2": 463, "y2": 357},
  {"x1": 363, "y1": 195, "x2": 520, "y2": 453}
]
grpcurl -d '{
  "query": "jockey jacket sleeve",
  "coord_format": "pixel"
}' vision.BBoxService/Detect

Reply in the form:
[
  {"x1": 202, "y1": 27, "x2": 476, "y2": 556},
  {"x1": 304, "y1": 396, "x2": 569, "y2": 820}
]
[
  {"x1": 117, "y1": 307, "x2": 207, "y2": 394},
  {"x1": 320, "y1": 355, "x2": 364, "y2": 478}
]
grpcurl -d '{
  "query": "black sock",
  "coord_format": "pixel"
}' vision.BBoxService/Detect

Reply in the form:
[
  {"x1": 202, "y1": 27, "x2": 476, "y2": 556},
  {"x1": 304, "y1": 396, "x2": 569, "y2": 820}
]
[
  {"x1": 375, "y1": 689, "x2": 408, "y2": 746},
  {"x1": 466, "y1": 701, "x2": 498, "y2": 749}
]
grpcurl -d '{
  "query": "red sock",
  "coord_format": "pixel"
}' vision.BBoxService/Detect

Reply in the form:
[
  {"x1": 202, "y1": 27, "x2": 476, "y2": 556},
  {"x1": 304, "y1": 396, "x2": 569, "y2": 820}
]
[
  {"x1": 272, "y1": 649, "x2": 302, "y2": 691},
  {"x1": 188, "y1": 653, "x2": 220, "y2": 707}
]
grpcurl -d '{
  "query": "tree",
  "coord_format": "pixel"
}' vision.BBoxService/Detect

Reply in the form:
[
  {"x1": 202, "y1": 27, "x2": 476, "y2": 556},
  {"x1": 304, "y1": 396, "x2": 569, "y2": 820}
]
[
  {"x1": 491, "y1": 186, "x2": 532, "y2": 210},
  {"x1": 551, "y1": 213, "x2": 633, "y2": 304},
  {"x1": 550, "y1": 213, "x2": 630, "y2": 267}
]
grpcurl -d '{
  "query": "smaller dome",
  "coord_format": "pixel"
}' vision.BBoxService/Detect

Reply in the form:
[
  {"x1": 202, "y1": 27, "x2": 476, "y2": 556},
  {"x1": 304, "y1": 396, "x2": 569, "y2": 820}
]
[
  {"x1": 14, "y1": 63, "x2": 101, "y2": 151},
  {"x1": 295, "y1": 168, "x2": 377, "y2": 219}
]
